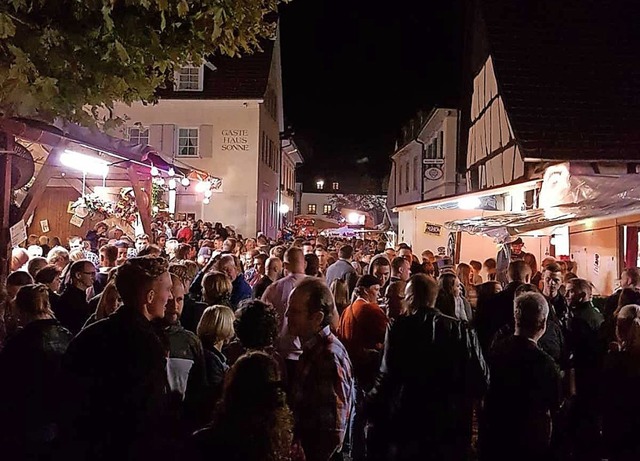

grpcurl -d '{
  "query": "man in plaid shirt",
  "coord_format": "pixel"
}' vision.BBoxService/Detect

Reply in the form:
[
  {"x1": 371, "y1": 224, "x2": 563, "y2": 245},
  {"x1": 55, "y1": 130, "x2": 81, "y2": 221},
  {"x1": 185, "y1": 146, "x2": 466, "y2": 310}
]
[{"x1": 287, "y1": 278, "x2": 354, "y2": 461}]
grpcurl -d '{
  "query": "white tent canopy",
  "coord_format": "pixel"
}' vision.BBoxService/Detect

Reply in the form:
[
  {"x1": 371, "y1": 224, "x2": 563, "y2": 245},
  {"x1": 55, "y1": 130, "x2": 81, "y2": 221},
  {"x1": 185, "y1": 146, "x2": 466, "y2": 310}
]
[{"x1": 445, "y1": 164, "x2": 640, "y2": 242}]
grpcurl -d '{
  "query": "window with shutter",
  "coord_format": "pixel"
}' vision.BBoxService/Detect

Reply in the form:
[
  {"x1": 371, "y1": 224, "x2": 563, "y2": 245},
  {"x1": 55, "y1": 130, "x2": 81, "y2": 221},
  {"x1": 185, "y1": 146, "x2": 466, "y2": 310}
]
[{"x1": 177, "y1": 128, "x2": 199, "y2": 157}]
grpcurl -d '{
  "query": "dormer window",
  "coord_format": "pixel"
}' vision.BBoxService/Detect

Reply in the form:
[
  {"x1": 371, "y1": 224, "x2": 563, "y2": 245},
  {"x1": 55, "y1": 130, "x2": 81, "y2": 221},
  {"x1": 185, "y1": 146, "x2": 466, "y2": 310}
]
[{"x1": 175, "y1": 65, "x2": 204, "y2": 91}]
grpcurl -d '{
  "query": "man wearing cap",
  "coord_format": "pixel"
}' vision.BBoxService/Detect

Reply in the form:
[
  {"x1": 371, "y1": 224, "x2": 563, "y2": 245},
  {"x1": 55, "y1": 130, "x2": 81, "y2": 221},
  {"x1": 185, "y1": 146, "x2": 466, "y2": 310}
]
[{"x1": 338, "y1": 274, "x2": 388, "y2": 461}]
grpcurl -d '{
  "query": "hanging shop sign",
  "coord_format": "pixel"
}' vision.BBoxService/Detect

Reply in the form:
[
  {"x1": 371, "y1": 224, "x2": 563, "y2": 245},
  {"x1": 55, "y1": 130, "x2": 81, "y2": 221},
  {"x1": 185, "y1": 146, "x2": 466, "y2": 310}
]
[{"x1": 424, "y1": 222, "x2": 443, "y2": 236}]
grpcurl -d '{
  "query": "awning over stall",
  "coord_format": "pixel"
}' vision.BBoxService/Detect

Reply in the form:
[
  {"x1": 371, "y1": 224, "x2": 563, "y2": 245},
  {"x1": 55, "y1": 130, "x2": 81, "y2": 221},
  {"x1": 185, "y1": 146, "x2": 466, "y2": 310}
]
[
  {"x1": 445, "y1": 164, "x2": 640, "y2": 242},
  {"x1": 0, "y1": 117, "x2": 219, "y2": 185}
]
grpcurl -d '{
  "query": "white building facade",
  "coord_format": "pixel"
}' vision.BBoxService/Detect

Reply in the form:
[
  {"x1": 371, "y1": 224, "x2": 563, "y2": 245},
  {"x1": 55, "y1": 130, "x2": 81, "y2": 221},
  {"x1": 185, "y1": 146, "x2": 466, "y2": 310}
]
[{"x1": 111, "y1": 33, "x2": 286, "y2": 238}]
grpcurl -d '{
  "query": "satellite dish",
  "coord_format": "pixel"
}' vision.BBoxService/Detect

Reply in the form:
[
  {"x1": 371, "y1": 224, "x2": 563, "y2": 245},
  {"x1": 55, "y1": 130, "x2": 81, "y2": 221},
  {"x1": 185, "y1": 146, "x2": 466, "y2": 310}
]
[{"x1": 11, "y1": 142, "x2": 35, "y2": 189}]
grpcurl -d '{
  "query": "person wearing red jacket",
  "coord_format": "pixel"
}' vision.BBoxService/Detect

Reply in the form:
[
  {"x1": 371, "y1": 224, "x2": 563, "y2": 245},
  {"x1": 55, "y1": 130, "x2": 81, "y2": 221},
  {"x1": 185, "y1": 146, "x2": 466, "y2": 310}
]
[{"x1": 338, "y1": 274, "x2": 388, "y2": 461}]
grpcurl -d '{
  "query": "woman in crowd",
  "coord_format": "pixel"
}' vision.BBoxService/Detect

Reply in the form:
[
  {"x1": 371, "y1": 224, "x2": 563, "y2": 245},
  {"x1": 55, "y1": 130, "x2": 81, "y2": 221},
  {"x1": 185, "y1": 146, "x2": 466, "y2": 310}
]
[
  {"x1": 34, "y1": 264, "x2": 62, "y2": 311},
  {"x1": 601, "y1": 304, "x2": 640, "y2": 461},
  {"x1": 224, "y1": 300, "x2": 284, "y2": 376},
  {"x1": 456, "y1": 262, "x2": 477, "y2": 308},
  {"x1": 0, "y1": 284, "x2": 73, "y2": 459},
  {"x1": 191, "y1": 351, "x2": 293, "y2": 461},
  {"x1": 84, "y1": 281, "x2": 121, "y2": 329},
  {"x1": 197, "y1": 305, "x2": 236, "y2": 412},
  {"x1": 436, "y1": 272, "x2": 473, "y2": 322}
]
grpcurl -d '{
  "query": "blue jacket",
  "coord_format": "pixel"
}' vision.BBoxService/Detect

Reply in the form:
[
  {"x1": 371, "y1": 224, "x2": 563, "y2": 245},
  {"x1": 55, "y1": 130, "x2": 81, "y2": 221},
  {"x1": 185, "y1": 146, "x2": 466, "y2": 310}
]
[{"x1": 231, "y1": 275, "x2": 252, "y2": 310}]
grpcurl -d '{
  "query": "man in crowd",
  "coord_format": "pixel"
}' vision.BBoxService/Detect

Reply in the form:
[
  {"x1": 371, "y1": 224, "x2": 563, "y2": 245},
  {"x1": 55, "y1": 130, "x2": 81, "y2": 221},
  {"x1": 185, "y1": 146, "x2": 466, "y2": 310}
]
[
  {"x1": 56, "y1": 260, "x2": 95, "y2": 335},
  {"x1": 542, "y1": 262, "x2": 569, "y2": 324},
  {"x1": 215, "y1": 254, "x2": 251, "y2": 309},
  {"x1": 94, "y1": 244, "x2": 118, "y2": 296},
  {"x1": 303, "y1": 241, "x2": 315, "y2": 255},
  {"x1": 475, "y1": 260, "x2": 531, "y2": 354},
  {"x1": 135, "y1": 234, "x2": 151, "y2": 253},
  {"x1": 389, "y1": 256, "x2": 410, "y2": 284},
  {"x1": 262, "y1": 247, "x2": 307, "y2": 383},
  {"x1": 397, "y1": 244, "x2": 423, "y2": 276},
  {"x1": 368, "y1": 274, "x2": 488, "y2": 460},
  {"x1": 61, "y1": 256, "x2": 173, "y2": 460},
  {"x1": 47, "y1": 246, "x2": 70, "y2": 290},
  {"x1": 482, "y1": 292, "x2": 562, "y2": 461},
  {"x1": 159, "y1": 273, "x2": 206, "y2": 427},
  {"x1": 368, "y1": 254, "x2": 391, "y2": 289},
  {"x1": 288, "y1": 278, "x2": 354, "y2": 461},
  {"x1": 565, "y1": 277, "x2": 604, "y2": 461},
  {"x1": 325, "y1": 244, "x2": 357, "y2": 290},
  {"x1": 315, "y1": 245, "x2": 329, "y2": 274},
  {"x1": 114, "y1": 240, "x2": 129, "y2": 266},
  {"x1": 253, "y1": 256, "x2": 282, "y2": 299}
]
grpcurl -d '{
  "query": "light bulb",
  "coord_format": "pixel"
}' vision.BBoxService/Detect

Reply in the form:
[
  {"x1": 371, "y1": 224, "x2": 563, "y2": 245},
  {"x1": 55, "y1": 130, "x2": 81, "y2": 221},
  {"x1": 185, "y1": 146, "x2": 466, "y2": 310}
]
[
  {"x1": 168, "y1": 178, "x2": 177, "y2": 190},
  {"x1": 195, "y1": 181, "x2": 209, "y2": 193},
  {"x1": 181, "y1": 177, "x2": 190, "y2": 187},
  {"x1": 204, "y1": 190, "x2": 212, "y2": 198},
  {"x1": 203, "y1": 197, "x2": 210, "y2": 205},
  {"x1": 168, "y1": 167, "x2": 175, "y2": 177},
  {"x1": 150, "y1": 165, "x2": 159, "y2": 176}
]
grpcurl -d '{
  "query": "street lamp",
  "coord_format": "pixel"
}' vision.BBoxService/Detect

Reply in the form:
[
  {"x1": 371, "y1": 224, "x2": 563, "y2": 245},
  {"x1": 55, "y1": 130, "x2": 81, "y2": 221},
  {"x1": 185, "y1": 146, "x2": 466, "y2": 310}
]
[{"x1": 279, "y1": 203, "x2": 290, "y2": 231}]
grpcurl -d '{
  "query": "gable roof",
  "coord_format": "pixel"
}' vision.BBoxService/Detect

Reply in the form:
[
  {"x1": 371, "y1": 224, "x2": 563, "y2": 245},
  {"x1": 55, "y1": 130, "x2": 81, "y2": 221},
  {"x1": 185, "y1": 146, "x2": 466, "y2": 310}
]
[
  {"x1": 157, "y1": 40, "x2": 275, "y2": 100},
  {"x1": 479, "y1": 0, "x2": 640, "y2": 161}
]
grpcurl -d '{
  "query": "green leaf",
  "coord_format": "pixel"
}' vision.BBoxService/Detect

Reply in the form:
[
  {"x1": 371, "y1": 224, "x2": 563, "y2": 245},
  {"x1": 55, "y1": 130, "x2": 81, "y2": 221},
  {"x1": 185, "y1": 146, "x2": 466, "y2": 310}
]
[
  {"x1": 114, "y1": 40, "x2": 130, "y2": 62},
  {"x1": 0, "y1": 13, "x2": 16, "y2": 39},
  {"x1": 101, "y1": 5, "x2": 114, "y2": 31},
  {"x1": 177, "y1": 0, "x2": 189, "y2": 17}
]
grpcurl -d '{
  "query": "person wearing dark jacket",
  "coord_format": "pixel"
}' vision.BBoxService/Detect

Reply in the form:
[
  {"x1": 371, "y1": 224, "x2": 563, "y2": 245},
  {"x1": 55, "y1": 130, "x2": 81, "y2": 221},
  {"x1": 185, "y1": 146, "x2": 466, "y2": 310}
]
[
  {"x1": 481, "y1": 292, "x2": 562, "y2": 461},
  {"x1": 475, "y1": 260, "x2": 531, "y2": 354},
  {"x1": 601, "y1": 304, "x2": 640, "y2": 461},
  {"x1": 196, "y1": 305, "x2": 236, "y2": 416},
  {"x1": 0, "y1": 284, "x2": 73, "y2": 459},
  {"x1": 565, "y1": 278, "x2": 605, "y2": 461},
  {"x1": 491, "y1": 284, "x2": 568, "y2": 370},
  {"x1": 368, "y1": 274, "x2": 489, "y2": 461},
  {"x1": 159, "y1": 274, "x2": 207, "y2": 430},
  {"x1": 217, "y1": 255, "x2": 252, "y2": 310},
  {"x1": 55, "y1": 260, "x2": 96, "y2": 335},
  {"x1": 60, "y1": 257, "x2": 174, "y2": 461}
]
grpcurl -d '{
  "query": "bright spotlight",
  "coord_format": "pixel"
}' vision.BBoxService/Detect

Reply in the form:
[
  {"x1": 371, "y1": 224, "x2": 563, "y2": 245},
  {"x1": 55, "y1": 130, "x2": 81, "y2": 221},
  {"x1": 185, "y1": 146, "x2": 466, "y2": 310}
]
[{"x1": 458, "y1": 197, "x2": 481, "y2": 210}]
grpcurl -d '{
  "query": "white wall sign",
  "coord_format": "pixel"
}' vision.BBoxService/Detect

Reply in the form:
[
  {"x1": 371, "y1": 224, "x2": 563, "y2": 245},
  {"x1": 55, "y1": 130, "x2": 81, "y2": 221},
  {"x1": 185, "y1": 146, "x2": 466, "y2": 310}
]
[
  {"x1": 40, "y1": 219, "x2": 50, "y2": 233},
  {"x1": 9, "y1": 220, "x2": 27, "y2": 248},
  {"x1": 70, "y1": 214, "x2": 84, "y2": 228}
]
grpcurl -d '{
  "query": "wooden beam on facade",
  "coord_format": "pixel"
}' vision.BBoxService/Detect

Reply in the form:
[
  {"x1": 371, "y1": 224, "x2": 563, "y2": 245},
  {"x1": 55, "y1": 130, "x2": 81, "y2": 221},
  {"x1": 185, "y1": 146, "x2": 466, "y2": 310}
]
[
  {"x1": 127, "y1": 165, "x2": 152, "y2": 236},
  {"x1": 17, "y1": 147, "x2": 64, "y2": 223},
  {"x1": 0, "y1": 132, "x2": 14, "y2": 282}
]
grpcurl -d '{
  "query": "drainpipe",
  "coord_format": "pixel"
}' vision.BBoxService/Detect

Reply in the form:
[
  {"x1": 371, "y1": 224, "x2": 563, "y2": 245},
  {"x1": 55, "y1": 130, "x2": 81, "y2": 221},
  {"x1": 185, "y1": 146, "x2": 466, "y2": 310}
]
[
  {"x1": 415, "y1": 138, "x2": 426, "y2": 200},
  {"x1": 280, "y1": 136, "x2": 293, "y2": 231}
]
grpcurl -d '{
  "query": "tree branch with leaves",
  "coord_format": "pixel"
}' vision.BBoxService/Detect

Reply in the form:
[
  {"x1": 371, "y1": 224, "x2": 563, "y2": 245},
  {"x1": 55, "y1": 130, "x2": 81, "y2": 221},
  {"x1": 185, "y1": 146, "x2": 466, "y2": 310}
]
[{"x1": 0, "y1": 0, "x2": 285, "y2": 126}]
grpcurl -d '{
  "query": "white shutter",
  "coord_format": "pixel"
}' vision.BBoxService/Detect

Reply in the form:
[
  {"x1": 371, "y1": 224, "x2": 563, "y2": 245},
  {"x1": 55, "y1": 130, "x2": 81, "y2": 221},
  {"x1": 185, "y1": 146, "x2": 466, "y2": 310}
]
[
  {"x1": 149, "y1": 124, "x2": 163, "y2": 150},
  {"x1": 161, "y1": 124, "x2": 176, "y2": 156},
  {"x1": 199, "y1": 124, "x2": 214, "y2": 158}
]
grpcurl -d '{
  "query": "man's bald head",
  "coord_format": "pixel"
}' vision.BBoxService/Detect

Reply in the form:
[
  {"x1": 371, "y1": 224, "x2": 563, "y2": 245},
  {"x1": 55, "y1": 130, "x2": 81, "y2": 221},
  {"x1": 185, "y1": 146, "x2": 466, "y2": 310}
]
[
  {"x1": 284, "y1": 247, "x2": 305, "y2": 274},
  {"x1": 266, "y1": 256, "x2": 283, "y2": 280}
]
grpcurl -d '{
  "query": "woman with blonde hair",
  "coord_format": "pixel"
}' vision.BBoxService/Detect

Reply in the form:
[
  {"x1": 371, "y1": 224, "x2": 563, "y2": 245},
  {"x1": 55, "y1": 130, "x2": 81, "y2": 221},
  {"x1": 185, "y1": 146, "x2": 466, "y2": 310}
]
[
  {"x1": 197, "y1": 305, "x2": 236, "y2": 411},
  {"x1": 83, "y1": 281, "x2": 121, "y2": 329},
  {"x1": 0, "y1": 284, "x2": 73, "y2": 458},
  {"x1": 601, "y1": 304, "x2": 640, "y2": 460}
]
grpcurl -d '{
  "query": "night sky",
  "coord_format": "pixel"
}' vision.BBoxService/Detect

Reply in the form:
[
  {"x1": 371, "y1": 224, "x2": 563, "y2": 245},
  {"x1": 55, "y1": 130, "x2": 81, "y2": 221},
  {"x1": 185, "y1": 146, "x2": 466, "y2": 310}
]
[{"x1": 279, "y1": 0, "x2": 465, "y2": 183}]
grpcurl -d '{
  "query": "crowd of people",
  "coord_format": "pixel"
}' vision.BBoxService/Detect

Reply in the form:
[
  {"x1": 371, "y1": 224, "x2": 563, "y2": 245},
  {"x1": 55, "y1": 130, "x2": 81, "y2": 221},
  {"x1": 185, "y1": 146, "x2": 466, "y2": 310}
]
[{"x1": 1, "y1": 217, "x2": 640, "y2": 461}]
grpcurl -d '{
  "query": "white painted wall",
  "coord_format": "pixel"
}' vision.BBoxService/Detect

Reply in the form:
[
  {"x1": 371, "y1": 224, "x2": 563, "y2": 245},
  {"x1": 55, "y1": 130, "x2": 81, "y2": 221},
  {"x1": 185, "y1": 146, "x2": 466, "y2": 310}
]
[
  {"x1": 112, "y1": 99, "x2": 262, "y2": 236},
  {"x1": 396, "y1": 206, "x2": 545, "y2": 265}
]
